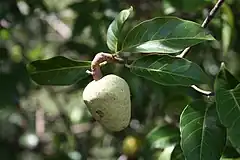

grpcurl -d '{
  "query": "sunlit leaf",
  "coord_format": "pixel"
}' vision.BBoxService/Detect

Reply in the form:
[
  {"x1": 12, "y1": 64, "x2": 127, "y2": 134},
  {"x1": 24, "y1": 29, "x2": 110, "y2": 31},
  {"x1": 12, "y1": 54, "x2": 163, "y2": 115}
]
[
  {"x1": 146, "y1": 125, "x2": 180, "y2": 149},
  {"x1": 222, "y1": 4, "x2": 234, "y2": 56},
  {"x1": 128, "y1": 54, "x2": 209, "y2": 86},
  {"x1": 27, "y1": 56, "x2": 91, "y2": 85},
  {"x1": 180, "y1": 100, "x2": 226, "y2": 160},
  {"x1": 120, "y1": 17, "x2": 215, "y2": 53},
  {"x1": 107, "y1": 6, "x2": 133, "y2": 52},
  {"x1": 215, "y1": 63, "x2": 240, "y2": 152},
  {"x1": 171, "y1": 144, "x2": 185, "y2": 160}
]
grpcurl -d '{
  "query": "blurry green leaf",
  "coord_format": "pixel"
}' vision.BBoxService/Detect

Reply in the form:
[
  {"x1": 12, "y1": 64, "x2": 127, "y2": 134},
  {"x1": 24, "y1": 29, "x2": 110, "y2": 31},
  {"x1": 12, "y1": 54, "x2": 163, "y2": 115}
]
[
  {"x1": 107, "y1": 6, "x2": 133, "y2": 52},
  {"x1": 128, "y1": 54, "x2": 209, "y2": 86},
  {"x1": 168, "y1": 0, "x2": 208, "y2": 12},
  {"x1": 27, "y1": 56, "x2": 91, "y2": 85},
  {"x1": 0, "y1": 29, "x2": 9, "y2": 40},
  {"x1": 180, "y1": 100, "x2": 226, "y2": 160},
  {"x1": 146, "y1": 125, "x2": 180, "y2": 149},
  {"x1": 215, "y1": 63, "x2": 240, "y2": 152},
  {"x1": 171, "y1": 144, "x2": 185, "y2": 160},
  {"x1": 222, "y1": 4, "x2": 234, "y2": 55},
  {"x1": 120, "y1": 17, "x2": 215, "y2": 53},
  {"x1": 72, "y1": 15, "x2": 93, "y2": 36}
]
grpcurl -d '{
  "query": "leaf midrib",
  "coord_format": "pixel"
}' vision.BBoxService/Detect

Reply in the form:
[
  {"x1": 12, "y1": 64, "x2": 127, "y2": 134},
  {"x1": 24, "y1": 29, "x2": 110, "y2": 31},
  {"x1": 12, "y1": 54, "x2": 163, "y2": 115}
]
[
  {"x1": 121, "y1": 36, "x2": 213, "y2": 52},
  {"x1": 30, "y1": 65, "x2": 90, "y2": 75},
  {"x1": 200, "y1": 107, "x2": 208, "y2": 160},
  {"x1": 130, "y1": 65, "x2": 201, "y2": 83}
]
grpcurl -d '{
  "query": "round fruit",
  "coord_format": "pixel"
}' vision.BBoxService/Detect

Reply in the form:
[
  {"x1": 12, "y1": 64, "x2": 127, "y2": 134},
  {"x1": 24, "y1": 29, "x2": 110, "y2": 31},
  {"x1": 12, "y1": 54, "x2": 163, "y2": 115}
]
[
  {"x1": 122, "y1": 136, "x2": 141, "y2": 157},
  {"x1": 82, "y1": 74, "x2": 131, "y2": 131}
]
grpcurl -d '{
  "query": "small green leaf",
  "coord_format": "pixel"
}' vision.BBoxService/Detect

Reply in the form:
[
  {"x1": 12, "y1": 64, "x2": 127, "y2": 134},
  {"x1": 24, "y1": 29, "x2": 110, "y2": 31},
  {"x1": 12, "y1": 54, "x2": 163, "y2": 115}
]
[
  {"x1": 107, "y1": 6, "x2": 133, "y2": 52},
  {"x1": 146, "y1": 125, "x2": 180, "y2": 149},
  {"x1": 128, "y1": 54, "x2": 209, "y2": 86},
  {"x1": 171, "y1": 144, "x2": 185, "y2": 160},
  {"x1": 180, "y1": 100, "x2": 226, "y2": 160},
  {"x1": 215, "y1": 63, "x2": 240, "y2": 152},
  {"x1": 27, "y1": 56, "x2": 91, "y2": 85},
  {"x1": 121, "y1": 17, "x2": 215, "y2": 53}
]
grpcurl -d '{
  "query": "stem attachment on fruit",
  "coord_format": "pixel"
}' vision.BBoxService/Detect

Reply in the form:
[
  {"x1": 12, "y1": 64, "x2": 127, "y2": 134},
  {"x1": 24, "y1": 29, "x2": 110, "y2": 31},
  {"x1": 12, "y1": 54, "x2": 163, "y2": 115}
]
[{"x1": 90, "y1": 52, "x2": 125, "y2": 80}]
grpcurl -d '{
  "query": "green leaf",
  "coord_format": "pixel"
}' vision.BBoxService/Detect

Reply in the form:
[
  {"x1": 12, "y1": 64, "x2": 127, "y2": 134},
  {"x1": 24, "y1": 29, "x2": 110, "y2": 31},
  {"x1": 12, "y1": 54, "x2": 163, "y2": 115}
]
[
  {"x1": 167, "y1": 0, "x2": 208, "y2": 12},
  {"x1": 180, "y1": 100, "x2": 226, "y2": 160},
  {"x1": 146, "y1": 125, "x2": 180, "y2": 149},
  {"x1": 222, "y1": 4, "x2": 235, "y2": 56},
  {"x1": 171, "y1": 144, "x2": 185, "y2": 160},
  {"x1": 120, "y1": 17, "x2": 215, "y2": 53},
  {"x1": 215, "y1": 63, "x2": 240, "y2": 152},
  {"x1": 107, "y1": 6, "x2": 133, "y2": 52},
  {"x1": 128, "y1": 54, "x2": 209, "y2": 86},
  {"x1": 27, "y1": 56, "x2": 91, "y2": 85}
]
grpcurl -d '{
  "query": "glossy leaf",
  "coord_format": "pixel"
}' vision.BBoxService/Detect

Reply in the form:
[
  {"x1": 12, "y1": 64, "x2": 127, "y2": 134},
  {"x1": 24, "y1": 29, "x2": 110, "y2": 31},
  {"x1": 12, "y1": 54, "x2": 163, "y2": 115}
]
[
  {"x1": 107, "y1": 6, "x2": 133, "y2": 52},
  {"x1": 171, "y1": 144, "x2": 185, "y2": 160},
  {"x1": 215, "y1": 63, "x2": 240, "y2": 152},
  {"x1": 146, "y1": 125, "x2": 180, "y2": 149},
  {"x1": 128, "y1": 54, "x2": 209, "y2": 86},
  {"x1": 180, "y1": 100, "x2": 226, "y2": 160},
  {"x1": 120, "y1": 17, "x2": 215, "y2": 53},
  {"x1": 27, "y1": 56, "x2": 91, "y2": 85}
]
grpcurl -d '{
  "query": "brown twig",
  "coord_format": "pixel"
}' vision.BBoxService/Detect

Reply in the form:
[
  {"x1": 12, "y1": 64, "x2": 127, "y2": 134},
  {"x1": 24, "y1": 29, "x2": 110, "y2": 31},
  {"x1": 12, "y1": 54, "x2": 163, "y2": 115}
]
[{"x1": 177, "y1": 0, "x2": 225, "y2": 58}]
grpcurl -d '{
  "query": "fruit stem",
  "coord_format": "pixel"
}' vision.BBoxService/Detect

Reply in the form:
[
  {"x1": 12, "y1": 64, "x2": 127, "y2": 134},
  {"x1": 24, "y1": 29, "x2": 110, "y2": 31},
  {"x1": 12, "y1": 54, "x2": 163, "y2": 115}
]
[{"x1": 91, "y1": 52, "x2": 125, "y2": 80}]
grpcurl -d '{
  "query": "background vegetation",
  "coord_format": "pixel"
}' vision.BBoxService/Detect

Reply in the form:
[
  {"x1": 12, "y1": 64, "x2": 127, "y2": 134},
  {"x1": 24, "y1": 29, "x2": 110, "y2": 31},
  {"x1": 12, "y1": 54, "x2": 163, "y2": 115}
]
[{"x1": 1, "y1": 0, "x2": 240, "y2": 159}]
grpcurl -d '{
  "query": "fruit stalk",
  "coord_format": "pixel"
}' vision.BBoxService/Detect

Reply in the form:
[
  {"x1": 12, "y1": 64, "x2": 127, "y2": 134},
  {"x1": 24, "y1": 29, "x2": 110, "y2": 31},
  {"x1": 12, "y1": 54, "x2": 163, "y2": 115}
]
[{"x1": 91, "y1": 52, "x2": 124, "y2": 80}]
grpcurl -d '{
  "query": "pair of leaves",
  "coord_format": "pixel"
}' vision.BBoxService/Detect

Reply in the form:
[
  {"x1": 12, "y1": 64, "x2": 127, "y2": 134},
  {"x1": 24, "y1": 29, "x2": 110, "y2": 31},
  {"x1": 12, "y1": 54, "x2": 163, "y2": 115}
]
[
  {"x1": 27, "y1": 54, "x2": 209, "y2": 87},
  {"x1": 180, "y1": 100, "x2": 226, "y2": 160},
  {"x1": 214, "y1": 63, "x2": 240, "y2": 152},
  {"x1": 107, "y1": 7, "x2": 215, "y2": 54}
]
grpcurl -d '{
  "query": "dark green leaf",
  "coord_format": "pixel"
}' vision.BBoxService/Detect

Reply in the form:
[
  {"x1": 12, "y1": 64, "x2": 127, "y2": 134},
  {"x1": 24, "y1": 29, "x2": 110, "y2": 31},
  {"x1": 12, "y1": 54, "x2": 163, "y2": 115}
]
[
  {"x1": 222, "y1": 145, "x2": 240, "y2": 158},
  {"x1": 215, "y1": 63, "x2": 240, "y2": 152},
  {"x1": 171, "y1": 144, "x2": 185, "y2": 160},
  {"x1": 107, "y1": 6, "x2": 133, "y2": 52},
  {"x1": 120, "y1": 17, "x2": 215, "y2": 53},
  {"x1": 146, "y1": 125, "x2": 180, "y2": 149},
  {"x1": 180, "y1": 100, "x2": 226, "y2": 160},
  {"x1": 27, "y1": 56, "x2": 91, "y2": 85},
  {"x1": 128, "y1": 54, "x2": 209, "y2": 86}
]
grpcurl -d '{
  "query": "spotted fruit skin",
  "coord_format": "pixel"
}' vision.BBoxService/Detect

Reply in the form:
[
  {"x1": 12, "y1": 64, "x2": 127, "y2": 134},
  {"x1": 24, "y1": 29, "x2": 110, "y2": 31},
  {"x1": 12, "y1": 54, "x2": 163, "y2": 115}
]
[{"x1": 82, "y1": 74, "x2": 131, "y2": 131}]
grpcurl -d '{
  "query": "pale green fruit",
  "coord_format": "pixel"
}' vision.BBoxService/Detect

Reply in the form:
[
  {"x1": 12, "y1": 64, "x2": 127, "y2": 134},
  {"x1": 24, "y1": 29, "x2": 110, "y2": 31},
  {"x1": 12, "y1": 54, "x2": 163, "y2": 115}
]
[{"x1": 82, "y1": 74, "x2": 131, "y2": 131}]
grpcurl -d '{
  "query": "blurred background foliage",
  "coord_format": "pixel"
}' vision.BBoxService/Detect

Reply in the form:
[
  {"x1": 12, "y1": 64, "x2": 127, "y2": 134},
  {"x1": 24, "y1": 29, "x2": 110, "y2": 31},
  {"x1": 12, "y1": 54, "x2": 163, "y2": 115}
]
[{"x1": 1, "y1": 0, "x2": 240, "y2": 159}]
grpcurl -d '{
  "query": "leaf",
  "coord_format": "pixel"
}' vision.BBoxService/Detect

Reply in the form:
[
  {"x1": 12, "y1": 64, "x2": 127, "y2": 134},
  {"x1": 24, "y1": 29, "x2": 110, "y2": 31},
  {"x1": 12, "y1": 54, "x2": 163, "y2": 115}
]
[
  {"x1": 168, "y1": 0, "x2": 208, "y2": 12},
  {"x1": 180, "y1": 100, "x2": 226, "y2": 160},
  {"x1": 146, "y1": 125, "x2": 180, "y2": 149},
  {"x1": 222, "y1": 4, "x2": 234, "y2": 56},
  {"x1": 128, "y1": 54, "x2": 209, "y2": 86},
  {"x1": 215, "y1": 63, "x2": 240, "y2": 152},
  {"x1": 120, "y1": 17, "x2": 215, "y2": 53},
  {"x1": 107, "y1": 6, "x2": 133, "y2": 52},
  {"x1": 27, "y1": 56, "x2": 91, "y2": 85},
  {"x1": 171, "y1": 144, "x2": 185, "y2": 160}
]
